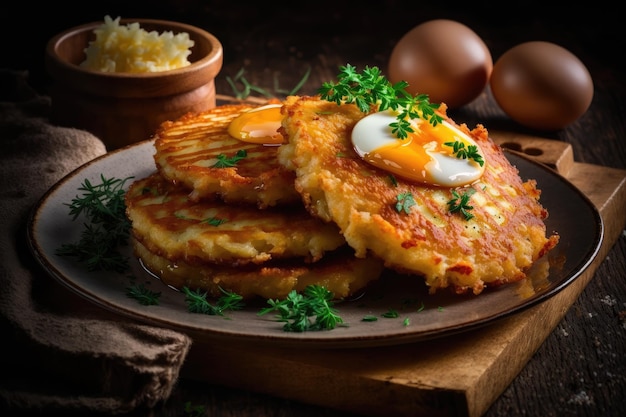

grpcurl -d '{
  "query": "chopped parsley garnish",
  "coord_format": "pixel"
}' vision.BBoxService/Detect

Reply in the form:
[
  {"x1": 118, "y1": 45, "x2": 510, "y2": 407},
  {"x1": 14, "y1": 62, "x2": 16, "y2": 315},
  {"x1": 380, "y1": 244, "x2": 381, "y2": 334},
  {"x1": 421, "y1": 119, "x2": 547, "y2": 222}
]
[
  {"x1": 318, "y1": 64, "x2": 443, "y2": 139},
  {"x1": 382, "y1": 309, "x2": 399, "y2": 319},
  {"x1": 444, "y1": 140, "x2": 485, "y2": 166},
  {"x1": 395, "y1": 192, "x2": 416, "y2": 214},
  {"x1": 182, "y1": 286, "x2": 245, "y2": 316},
  {"x1": 212, "y1": 149, "x2": 247, "y2": 168},
  {"x1": 175, "y1": 213, "x2": 228, "y2": 226},
  {"x1": 447, "y1": 188, "x2": 476, "y2": 220},
  {"x1": 258, "y1": 284, "x2": 344, "y2": 332}
]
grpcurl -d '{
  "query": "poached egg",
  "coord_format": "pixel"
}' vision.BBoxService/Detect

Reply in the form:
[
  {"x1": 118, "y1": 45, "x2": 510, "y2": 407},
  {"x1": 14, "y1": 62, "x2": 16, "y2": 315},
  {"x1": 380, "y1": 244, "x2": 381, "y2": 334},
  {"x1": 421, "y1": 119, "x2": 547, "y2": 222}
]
[
  {"x1": 227, "y1": 103, "x2": 284, "y2": 145},
  {"x1": 228, "y1": 103, "x2": 485, "y2": 187},
  {"x1": 351, "y1": 110, "x2": 485, "y2": 187}
]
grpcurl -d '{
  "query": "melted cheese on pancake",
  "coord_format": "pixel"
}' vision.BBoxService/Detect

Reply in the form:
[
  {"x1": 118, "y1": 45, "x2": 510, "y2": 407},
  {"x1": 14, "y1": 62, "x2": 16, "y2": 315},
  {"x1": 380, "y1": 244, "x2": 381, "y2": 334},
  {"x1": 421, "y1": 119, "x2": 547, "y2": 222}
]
[
  {"x1": 153, "y1": 104, "x2": 299, "y2": 208},
  {"x1": 277, "y1": 95, "x2": 559, "y2": 295},
  {"x1": 125, "y1": 172, "x2": 346, "y2": 266}
]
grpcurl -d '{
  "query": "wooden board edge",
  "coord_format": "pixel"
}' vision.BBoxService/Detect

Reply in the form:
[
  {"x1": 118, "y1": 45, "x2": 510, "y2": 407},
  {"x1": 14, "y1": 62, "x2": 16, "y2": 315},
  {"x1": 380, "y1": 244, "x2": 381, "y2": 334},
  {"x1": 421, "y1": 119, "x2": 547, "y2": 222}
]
[{"x1": 181, "y1": 162, "x2": 626, "y2": 417}]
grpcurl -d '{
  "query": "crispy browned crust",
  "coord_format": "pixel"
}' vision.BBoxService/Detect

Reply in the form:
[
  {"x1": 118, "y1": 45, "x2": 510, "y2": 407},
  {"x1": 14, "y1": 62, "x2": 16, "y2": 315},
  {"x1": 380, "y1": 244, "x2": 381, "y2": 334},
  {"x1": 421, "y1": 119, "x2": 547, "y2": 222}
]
[
  {"x1": 125, "y1": 172, "x2": 347, "y2": 266},
  {"x1": 133, "y1": 237, "x2": 384, "y2": 300},
  {"x1": 153, "y1": 104, "x2": 300, "y2": 208},
  {"x1": 278, "y1": 95, "x2": 560, "y2": 295}
]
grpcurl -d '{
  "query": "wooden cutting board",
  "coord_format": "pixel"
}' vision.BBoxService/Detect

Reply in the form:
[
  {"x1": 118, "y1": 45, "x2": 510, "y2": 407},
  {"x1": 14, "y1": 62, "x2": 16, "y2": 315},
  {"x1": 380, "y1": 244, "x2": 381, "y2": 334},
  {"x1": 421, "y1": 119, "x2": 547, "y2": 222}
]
[{"x1": 181, "y1": 131, "x2": 626, "y2": 417}]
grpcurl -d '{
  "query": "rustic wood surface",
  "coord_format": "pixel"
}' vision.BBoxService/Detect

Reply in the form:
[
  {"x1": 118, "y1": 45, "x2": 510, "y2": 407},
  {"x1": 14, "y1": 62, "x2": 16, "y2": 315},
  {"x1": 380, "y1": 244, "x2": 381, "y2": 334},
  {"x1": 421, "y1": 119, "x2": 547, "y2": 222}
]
[{"x1": 2, "y1": 2, "x2": 624, "y2": 416}]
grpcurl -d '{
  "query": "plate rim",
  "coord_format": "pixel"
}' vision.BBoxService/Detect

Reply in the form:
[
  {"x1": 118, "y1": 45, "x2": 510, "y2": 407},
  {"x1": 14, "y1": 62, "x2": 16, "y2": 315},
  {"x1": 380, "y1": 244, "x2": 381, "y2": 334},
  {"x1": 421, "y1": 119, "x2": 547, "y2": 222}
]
[{"x1": 26, "y1": 139, "x2": 604, "y2": 349}]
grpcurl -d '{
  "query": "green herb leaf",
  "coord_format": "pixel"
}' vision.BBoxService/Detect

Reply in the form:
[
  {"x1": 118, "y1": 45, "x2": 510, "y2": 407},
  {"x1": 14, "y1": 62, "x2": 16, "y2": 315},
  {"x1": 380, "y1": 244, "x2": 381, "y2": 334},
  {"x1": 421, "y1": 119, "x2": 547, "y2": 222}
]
[
  {"x1": 226, "y1": 67, "x2": 310, "y2": 99},
  {"x1": 175, "y1": 212, "x2": 228, "y2": 226},
  {"x1": 258, "y1": 284, "x2": 344, "y2": 332},
  {"x1": 395, "y1": 192, "x2": 416, "y2": 214},
  {"x1": 182, "y1": 287, "x2": 244, "y2": 316},
  {"x1": 56, "y1": 175, "x2": 133, "y2": 272},
  {"x1": 382, "y1": 309, "x2": 399, "y2": 318},
  {"x1": 183, "y1": 401, "x2": 206, "y2": 417},
  {"x1": 318, "y1": 64, "x2": 444, "y2": 137},
  {"x1": 212, "y1": 149, "x2": 247, "y2": 168},
  {"x1": 126, "y1": 283, "x2": 161, "y2": 306},
  {"x1": 447, "y1": 188, "x2": 476, "y2": 220},
  {"x1": 444, "y1": 141, "x2": 485, "y2": 166}
]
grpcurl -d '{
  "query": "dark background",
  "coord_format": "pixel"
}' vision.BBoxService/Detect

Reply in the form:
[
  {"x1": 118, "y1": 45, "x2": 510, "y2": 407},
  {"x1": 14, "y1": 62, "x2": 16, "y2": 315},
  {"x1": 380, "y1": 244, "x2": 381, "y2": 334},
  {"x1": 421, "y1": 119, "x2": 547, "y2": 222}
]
[
  {"x1": 1, "y1": 1, "x2": 622, "y2": 97},
  {"x1": 1, "y1": 2, "x2": 624, "y2": 417}
]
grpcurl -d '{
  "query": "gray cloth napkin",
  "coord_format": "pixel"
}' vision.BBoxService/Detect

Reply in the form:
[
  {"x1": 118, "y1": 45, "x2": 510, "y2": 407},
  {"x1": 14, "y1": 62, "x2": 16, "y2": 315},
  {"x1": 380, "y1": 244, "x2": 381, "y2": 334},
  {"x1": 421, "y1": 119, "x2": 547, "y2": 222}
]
[{"x1": 0, "y1": 69, "x2": 192, "y2": 414}]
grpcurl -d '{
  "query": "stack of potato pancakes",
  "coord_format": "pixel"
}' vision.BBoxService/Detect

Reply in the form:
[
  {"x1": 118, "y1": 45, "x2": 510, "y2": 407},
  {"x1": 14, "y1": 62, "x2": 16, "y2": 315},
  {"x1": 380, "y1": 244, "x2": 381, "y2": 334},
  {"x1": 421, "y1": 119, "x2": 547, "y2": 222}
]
[
  {"x1": 125, "y1": 97, "x2": 559, "y2": 301},
  {"x1": 125, "y1": 103, "x2": 385, "y2": 300}
]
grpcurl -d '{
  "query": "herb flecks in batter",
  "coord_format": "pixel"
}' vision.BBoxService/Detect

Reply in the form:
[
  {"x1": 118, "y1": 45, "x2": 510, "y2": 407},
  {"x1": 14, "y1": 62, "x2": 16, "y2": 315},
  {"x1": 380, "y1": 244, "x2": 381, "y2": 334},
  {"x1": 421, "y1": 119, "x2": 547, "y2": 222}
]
[
  {"x1": 212, "y1": 149, "x2": 247, "y2": 168},
  {"x1": 318, "y1": 64, "x2": 443, "y2": 138},
  {"x1": 444, "y1": 140, "x2": 485, "y2": 166},
  {"x1": 448, "y1": 188, "x2": 476, "y2": 220},
  {"x1": 174, "y1": 212, "x2": 228, "y2": 226}
]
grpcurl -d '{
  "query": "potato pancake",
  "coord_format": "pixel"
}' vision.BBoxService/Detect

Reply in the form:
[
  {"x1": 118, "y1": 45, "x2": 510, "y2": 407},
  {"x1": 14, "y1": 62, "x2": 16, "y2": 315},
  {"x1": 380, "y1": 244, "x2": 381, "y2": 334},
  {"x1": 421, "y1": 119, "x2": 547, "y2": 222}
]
[
  {"x1": 133, "y1": 238, "x2": 384, "y2": 300},
  {"x1": 125, "y1": 172, "x2": 346, "y2": 266},
  {"x1": 277, "y1": 95, "x2": 560, "y2": 295},
  {"x1": 153, "y1": 104, "x2": 299, "y2": 208}
]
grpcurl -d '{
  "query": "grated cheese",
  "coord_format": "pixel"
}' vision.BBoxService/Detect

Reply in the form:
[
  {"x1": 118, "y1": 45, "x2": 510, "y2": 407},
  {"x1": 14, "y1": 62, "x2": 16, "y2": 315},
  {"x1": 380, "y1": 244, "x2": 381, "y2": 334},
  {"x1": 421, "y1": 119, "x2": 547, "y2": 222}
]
[{"x1": 80, "y1": 15, "x2": 195, "y2": 73}]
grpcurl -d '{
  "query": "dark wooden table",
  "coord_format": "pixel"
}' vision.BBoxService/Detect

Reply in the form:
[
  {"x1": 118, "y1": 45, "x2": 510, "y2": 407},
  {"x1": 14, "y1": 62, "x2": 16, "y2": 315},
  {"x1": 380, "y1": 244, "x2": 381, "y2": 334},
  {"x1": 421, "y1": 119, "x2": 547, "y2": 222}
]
[{"x1": 3, "y1": 2, "x2": 625, "y2": 416}]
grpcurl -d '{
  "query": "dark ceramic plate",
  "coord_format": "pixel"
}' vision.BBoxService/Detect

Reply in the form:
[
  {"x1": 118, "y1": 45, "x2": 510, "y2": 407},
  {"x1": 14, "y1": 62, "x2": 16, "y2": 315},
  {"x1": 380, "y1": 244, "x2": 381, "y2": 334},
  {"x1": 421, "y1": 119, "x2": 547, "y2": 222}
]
[{"x1": 27, "y1": 139, "x2": 603, "y2": 349}]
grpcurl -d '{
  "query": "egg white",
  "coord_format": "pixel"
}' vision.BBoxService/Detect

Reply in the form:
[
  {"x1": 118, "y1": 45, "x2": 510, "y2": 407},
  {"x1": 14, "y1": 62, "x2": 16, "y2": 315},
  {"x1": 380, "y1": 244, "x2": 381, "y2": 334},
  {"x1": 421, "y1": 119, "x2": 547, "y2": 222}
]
[{"x1": 351, "y1": 110, "x2": 484, "y2": 187}]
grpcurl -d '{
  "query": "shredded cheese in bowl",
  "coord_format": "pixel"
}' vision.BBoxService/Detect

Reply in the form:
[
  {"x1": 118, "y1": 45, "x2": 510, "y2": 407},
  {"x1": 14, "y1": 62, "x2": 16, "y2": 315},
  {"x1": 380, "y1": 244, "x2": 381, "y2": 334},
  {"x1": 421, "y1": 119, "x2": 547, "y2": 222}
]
[{"x1": 80, "y1": 15, "x2": 195, "y2": 73}]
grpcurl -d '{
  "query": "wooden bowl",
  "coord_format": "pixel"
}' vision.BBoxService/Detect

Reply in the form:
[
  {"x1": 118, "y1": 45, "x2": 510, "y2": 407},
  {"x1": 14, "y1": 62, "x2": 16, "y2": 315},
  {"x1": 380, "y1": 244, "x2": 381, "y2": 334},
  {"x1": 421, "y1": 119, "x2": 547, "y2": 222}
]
[{"x1": 45, "y1": 19, "x2": 223, "y2": 150}]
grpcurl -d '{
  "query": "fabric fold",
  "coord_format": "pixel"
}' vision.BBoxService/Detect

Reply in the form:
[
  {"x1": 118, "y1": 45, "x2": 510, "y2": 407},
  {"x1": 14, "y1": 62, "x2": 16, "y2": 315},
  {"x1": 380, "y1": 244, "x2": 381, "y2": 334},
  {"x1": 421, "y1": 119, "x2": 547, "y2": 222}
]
[{"x1": 0, "y1": 69, "x2": 192, "y2": 414}]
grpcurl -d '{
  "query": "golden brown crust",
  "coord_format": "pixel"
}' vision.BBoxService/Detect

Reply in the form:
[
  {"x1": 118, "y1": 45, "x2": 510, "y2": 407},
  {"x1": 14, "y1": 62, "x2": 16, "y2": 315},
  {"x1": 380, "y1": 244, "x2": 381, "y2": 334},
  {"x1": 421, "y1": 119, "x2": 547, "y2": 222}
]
[
  {"x1": 133, "y1": 237, "x2": 384, "y2": 300},
  {"x1": 125, "y1": 172, "x2": 347, "y2": 266},
  {"x1": 278, "y1": 95, "x2": 560, "y2": 295},
  {"x1": 153, "y1": 104, "x2": 300, "y2": 209}
]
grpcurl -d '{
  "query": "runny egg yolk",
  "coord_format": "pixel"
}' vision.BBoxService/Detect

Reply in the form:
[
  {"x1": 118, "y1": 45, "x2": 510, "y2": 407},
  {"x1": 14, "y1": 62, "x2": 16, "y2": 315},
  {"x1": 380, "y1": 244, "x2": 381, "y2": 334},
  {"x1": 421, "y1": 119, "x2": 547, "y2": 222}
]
[
  {"x1": 227, "y1": 103, "x2": 284, "y2": 145},
  {"x1": 351, "y1": 110, "x2": 485, "y2": 187}
]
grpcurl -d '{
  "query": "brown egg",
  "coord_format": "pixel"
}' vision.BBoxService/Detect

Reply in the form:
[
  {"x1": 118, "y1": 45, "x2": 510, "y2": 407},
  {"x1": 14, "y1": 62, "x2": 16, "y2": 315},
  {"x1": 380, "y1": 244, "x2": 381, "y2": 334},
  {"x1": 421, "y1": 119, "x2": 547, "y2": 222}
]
[
  {"x1": 490, "y1": 41, "x2": 594, "y2": 130},
  {"x1": 388, "y1": 19, "x2": 493, "y2": 109}
]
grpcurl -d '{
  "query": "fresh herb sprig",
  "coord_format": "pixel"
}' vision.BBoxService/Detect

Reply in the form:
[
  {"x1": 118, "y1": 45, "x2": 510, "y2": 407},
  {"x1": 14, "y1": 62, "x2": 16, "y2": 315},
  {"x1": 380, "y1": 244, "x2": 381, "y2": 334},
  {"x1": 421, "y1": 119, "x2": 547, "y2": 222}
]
[
  {"x1": 184, "y1": 402, "x2": 207, "y2": 417},
  {"x1": 212, "y1": 149, "x2": 247, "y2": 168},
  {"x1": 318, "y1": 64, "x2": 443, "y2": 139},
  {"x1": 445, "y1": 141, "x2": 485, "y2": 166},
  {"x1": 56, "y1": 175, "x2": 133, "y2": 272},
  {"x1": 126, "y1": 283, "x2": 161, "y2": 306},
  {"x1": 258, "y1": 285, "x2": 344, "y2": 332},
  {"x1": 183, "y1": 286, "x2": 245, "y2": 316},
  {"x1": 447, "y1": 188, "x2": 477, "y2": 220},
  {"x1": 226, "y1": 67, "x2": 311, "y2": 99}
]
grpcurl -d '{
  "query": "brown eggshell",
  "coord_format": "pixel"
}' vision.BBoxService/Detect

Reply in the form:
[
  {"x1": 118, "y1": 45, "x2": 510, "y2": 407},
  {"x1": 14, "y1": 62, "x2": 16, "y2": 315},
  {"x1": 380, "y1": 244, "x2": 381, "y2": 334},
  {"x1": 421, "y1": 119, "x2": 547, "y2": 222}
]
[
  {"x1": 490, "y1": 41, "x2": 594, "y2": 130},
  {"x1": 388, "y1": 19, "x2": 493, "y2": 108}
]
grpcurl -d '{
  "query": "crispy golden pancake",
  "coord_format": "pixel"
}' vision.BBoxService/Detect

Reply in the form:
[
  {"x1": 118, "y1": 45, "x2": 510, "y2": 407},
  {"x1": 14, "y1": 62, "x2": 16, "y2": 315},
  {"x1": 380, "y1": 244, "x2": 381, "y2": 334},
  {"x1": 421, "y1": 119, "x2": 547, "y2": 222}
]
[
  {"x1": 125, "y1": 172, "x2": 346, "y2": 266},
  {"x1": 153, "y1": 104, "x2": 299, "y2": 208},
  {"x1": 278, "y1": 95, "x2": 560, "y2": 295},
  {"x1": 133, "y1": 238, "x2": 384, "y2": 300}
]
